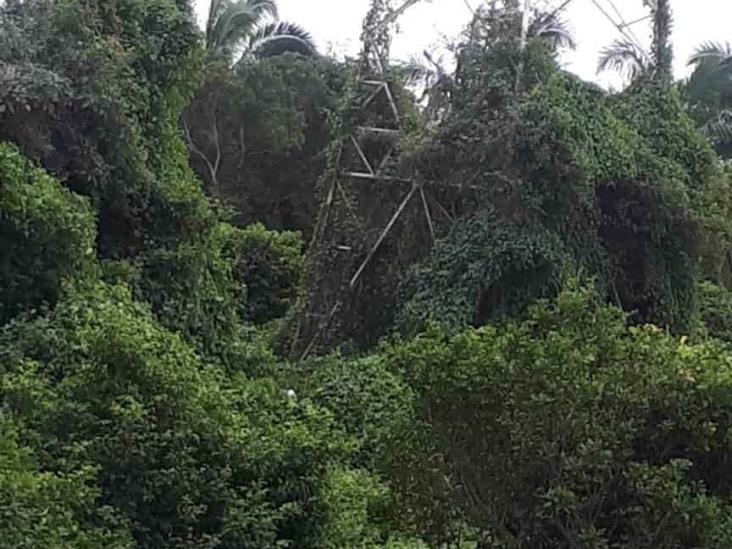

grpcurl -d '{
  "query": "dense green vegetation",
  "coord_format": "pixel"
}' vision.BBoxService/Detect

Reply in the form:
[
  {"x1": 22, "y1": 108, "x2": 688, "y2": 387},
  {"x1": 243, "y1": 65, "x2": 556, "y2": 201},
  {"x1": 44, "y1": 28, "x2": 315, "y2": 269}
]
[{"x1": 3, "y1": 0, "x2": 732, "y2": 547}]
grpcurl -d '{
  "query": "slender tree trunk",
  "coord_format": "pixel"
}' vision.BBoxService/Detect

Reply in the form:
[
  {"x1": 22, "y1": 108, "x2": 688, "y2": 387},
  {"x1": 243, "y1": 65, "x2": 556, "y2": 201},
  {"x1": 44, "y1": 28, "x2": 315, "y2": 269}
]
[{"x1": 649, "y1": 0, "x2": 673, "y2": 82}]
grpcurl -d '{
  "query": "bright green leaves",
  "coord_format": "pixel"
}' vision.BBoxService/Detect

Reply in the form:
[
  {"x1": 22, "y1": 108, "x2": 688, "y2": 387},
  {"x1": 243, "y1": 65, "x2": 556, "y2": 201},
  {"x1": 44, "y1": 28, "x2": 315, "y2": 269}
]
[
  {"x1": 694, "y1": 281, "x2": 732, "y2": 344},
  {"x1": 317, "y1": 467, "x2": 419, "y2": 549},
  {"x1": 0, "y1": 282, "x2": 352, "y2": 547},
  {"x1": 383, "y1": 286, "x2": 732, "y2": 546},
  {"x1": 0, "y1": 143, "x2": 97, "y2": 324},
  {"x1": 0, "y1": 416, "x2": 133, "y2": 548}
]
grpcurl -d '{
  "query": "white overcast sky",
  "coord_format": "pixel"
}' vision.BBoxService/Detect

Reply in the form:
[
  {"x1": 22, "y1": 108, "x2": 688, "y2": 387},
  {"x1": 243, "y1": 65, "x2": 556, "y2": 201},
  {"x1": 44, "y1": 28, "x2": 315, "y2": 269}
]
[{"x1": 194, "y1": 0, "x2": 730, "y2": 88}]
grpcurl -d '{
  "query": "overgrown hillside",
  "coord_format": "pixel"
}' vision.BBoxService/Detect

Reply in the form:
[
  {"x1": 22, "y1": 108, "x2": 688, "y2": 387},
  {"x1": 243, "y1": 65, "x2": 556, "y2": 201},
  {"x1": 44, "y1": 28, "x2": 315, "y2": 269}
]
[{"x1": 3, "y1": 0, "x2": 732, "y2": 548}]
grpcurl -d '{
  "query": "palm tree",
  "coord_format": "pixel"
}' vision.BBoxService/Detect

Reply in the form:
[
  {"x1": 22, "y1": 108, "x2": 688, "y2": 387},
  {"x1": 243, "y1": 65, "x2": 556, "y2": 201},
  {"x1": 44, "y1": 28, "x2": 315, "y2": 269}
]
[
  {"x1": 400, "y1": 7, "x2": 575, "y2": 125},
  {"x1": 596, "y1": 0, "x2": 672, "y2": 83},
  {"x1": 689, "y1": 42, "x2": 732, "y2": 65},
  {"x1": 597, "y1": 39, "x2": 651, "y2": 82},
  {"x1": 204, "y1": 0, "x2": 315, "y2": 65},
  {"x1": 400, "y1": 50, "x2": 453, "y2": 124},
  {"x1": 239, "y1": 21, "x2": 315, "y2": 62},
  {"x1": 528, "y1": 11, "x2": 576, "y2": 51},
  {"x1": 187, "y1": 1, "x2": 317, "y2": 190},
  {"x1": 649, "y1": 0, "x2": 672, "y2": 79},
  {"x1": 686, "y1": 42, "x2": 732, "y2": 157}
]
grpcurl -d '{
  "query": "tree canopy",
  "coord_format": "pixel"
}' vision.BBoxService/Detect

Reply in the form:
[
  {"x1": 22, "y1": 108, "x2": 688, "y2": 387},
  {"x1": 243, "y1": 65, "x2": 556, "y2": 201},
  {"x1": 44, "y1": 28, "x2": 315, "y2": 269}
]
[{"x1": 3, "y1": 0, "x2": 732, "y2": 547}]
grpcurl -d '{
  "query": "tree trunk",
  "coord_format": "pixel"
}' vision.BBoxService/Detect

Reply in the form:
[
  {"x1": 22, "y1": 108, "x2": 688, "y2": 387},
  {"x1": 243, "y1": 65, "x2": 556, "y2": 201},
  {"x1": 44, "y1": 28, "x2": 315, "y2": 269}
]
[{"x1": 650, "y1": 0, "x2": 673, "y2": 82}]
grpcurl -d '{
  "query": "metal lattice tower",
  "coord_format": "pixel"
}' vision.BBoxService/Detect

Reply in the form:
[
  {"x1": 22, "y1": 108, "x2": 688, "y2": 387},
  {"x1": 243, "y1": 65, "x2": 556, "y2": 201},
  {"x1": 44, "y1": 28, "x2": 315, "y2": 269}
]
[
  {"x1": 292, "y1": 0, "x2": 584, "y2": 359},
  {"x1": 292, "y1": 0, "x2": 439, "y2": 360},
  {"x1": 291, "y1": 0, "x2": 655, "y2": 359}
]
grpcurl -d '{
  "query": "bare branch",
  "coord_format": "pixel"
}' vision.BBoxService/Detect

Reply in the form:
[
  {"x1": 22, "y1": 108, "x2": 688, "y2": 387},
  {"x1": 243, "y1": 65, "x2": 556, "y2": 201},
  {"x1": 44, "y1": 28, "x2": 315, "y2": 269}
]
[{"x1": 182, "y1": 118, "x2": 220, "y2": 189}]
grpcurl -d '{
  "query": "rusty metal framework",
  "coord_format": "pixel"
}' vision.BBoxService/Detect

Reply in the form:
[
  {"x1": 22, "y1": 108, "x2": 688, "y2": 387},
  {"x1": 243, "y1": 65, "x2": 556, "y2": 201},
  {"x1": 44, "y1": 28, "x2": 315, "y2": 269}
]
[
  {"x1": 291, "y1": 0, "x2": 651, "y2": 359},
  {"x1": 293, "y1": 0, "x2": 447, "y2": 360},
  {"x1": 292, "y1": 0, "x2": 570, "y2": 360}
]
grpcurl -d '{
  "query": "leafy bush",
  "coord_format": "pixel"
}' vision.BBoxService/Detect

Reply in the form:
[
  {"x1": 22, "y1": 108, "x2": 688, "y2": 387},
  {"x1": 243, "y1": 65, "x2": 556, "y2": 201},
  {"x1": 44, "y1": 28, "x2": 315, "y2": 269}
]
[
  {"x1": 0, "y1": 0, "x2": 252, "y2": 357},
  {"x1": 4, "y1": 1, "x2": 732, "y2": 547},
  {"x1": 516, "y1": 76, "x2": 722, "y2": 331},
  {"x1": 398, "y1": 207, "x2": 567, "y2": 337},
  {"x1": 0, "y1": 0, "x2": 205, "y2": 257},
  {"x1": 135, "y1": 223, "x2": 244, "y2": 355},
  {"x1": 316, "y1": 467, "x2": 426, "y2": 549},
  {"x1": 303, "y1": 355, "x2": 414, "y2": 462},
  {"x1": 0, "y1": 282, "x2": 350, "y2": 548},
  {"x1": 385, "y1": 285, "x2": 732, "y2": 547},
  {"x1": 400, "y1": 70, "x2": 729, "y2": 338},
  {"x1": 0, "y1": 143, "x2": 96, "y2": 325},
  {"x1": 223, "y1": 222, "x2": 304, "y2": 325},
  {"x1": 317, "y1": 467, "x2": 391, "y2": 548},
  {"x1": 0, "y1": 416, "x2": 132, "y2": 548},
  {"x1": 695, "y1": 280, "x2": 732, "y2": 344}
]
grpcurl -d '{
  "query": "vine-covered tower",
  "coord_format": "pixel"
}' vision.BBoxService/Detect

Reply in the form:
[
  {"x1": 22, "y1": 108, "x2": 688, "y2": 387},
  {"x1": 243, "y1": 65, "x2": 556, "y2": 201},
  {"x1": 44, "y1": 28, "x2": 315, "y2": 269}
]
[{"x1": 291, "y1": 0, "x2": 436, "y2": 359}]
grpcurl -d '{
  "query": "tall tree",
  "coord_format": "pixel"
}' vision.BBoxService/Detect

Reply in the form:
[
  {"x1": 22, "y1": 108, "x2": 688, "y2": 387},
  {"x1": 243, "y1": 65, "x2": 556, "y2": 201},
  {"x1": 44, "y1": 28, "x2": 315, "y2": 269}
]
[
  {"x1": 204, "y1": 0, "x2": 315, "y2": 65},
  {"x1": 402, "y1": 4, "x2": 575, "y2": 124},
  {"x1": 597, "y1": 0, "x2": 673, "y2": 83},
  {"x1": 686, "y1": 42, "x2": 732, "y2": 158},
  {"x1": 186, "y1": 0, "x2": 317, "y2": 196},
  {"x1": 649, "y1": 0, "x2": 673, "y2": 80}
]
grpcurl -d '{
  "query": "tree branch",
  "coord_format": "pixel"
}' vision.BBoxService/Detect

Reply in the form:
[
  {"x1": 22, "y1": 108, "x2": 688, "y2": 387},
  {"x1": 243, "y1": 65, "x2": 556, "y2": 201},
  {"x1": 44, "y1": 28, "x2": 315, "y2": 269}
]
[{"x1": 182, "y1": 116, "x2": 220, "y2": 189}]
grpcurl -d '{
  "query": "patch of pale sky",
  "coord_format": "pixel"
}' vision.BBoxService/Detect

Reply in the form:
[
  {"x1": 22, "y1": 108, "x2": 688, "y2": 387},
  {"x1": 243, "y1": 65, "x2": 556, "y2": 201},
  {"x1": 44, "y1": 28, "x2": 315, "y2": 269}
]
[{"x1": 193, "y1": 0, "x2": 731, "y2": 89}]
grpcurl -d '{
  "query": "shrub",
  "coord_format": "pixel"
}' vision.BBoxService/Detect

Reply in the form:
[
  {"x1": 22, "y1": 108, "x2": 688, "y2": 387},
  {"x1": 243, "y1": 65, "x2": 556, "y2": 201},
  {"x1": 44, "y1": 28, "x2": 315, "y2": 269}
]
[
  {"x1": 384, "y1": 285, "x2": 732, "y2": 547},
  {"x1": 0, "y1": 143, "x2": 96, "y2": 325},
  {"x1": 400, "y1": 73, "x2": 727, "y2": 339},
  {"x1": 0, "y1": 282, "x2": 350, "y2": 548},
  {"x1": 316, "y1": 467, "x2": 427, "y2": 549},
  {"x1": 304, "y1": 355, "x2": 414, "y2": 461},
  {"x1": 397, "y1": 208, "x2": 566, "y2": 337},
  {"x1": 0, "y1": 0, "x2": 254, "y2": 362},
  {"x1": 136, "y1": 225, "x2": 244, "y2": 355},
  {"x1": 0, "y1": 416, "x2": 132, "y2": 548},
  {"x1": 317, "y1": 467, "x2": 391, "y2": 548},
  {"x1": 695, "y1": 280, "x2": 732, "y2": 344},
  {"x1": 223, "y1": 222, "x2": 304, "y2": 325}
]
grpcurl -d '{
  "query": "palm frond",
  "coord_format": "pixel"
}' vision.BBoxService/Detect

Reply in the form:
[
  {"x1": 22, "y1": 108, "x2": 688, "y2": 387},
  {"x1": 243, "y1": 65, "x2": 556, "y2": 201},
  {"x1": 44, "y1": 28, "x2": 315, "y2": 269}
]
[
  {"x1": 686, "y1": 41, "x2": 732, "y2": 109},
  {"x1": 245, "y1": 21, "x2": 316, "y2": 60},
  {"x1": 397, "y1": 58, "x2": 436, "y2": 86},
  {"x1": 703, "y1": 109, "x2": 732, "y2": 146},
  {"x1": 689, "y1": 41, "x2": 732, "y2": 66},
  {"x1": 597, "y1": 39, "x2": 650, "y2": 80},
  {"x1": 396, "y1": 51, "x2": 445, "y2": 97},
  {"x1": 686, "y1": 59, "x2": 732, "y2": 105},
  {"x1": 205, "y1": 0, "x2": 277, "y2": 56},
  {"x1": 529, "y1": 14, "x2": 576, "y2": 50}
]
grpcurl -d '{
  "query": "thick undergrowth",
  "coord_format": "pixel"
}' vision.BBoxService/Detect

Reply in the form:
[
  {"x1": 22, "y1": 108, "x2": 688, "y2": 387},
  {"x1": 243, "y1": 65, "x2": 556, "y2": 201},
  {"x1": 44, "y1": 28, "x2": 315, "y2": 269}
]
[{"x1": 3, "y1": 1, "x2": 732, "y2": 548}]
